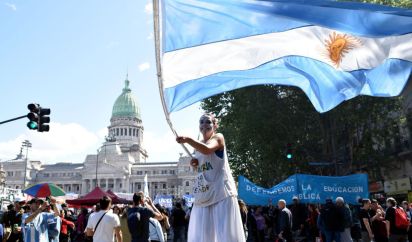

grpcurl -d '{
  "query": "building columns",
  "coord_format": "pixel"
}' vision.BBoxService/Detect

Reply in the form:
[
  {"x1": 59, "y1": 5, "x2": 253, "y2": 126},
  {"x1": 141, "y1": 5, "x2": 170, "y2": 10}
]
[
  {"x1": 125, "y1": 177, "x2": 130, "y2": 193},
  {"x1": 82, "y1": 180, "x2": 87, "y2": 194}
]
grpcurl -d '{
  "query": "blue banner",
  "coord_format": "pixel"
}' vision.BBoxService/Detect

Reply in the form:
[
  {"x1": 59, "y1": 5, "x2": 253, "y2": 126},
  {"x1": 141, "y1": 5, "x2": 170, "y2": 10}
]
[
  {"x1": 154, "y1": 195, "x2": 173, "y2": 209},
  {"x1": 183, "y1": 194, "x2": 194, "y2": 208},
  {"x1": 238, "y1": 174, "x2": 368, "y2": 205}
]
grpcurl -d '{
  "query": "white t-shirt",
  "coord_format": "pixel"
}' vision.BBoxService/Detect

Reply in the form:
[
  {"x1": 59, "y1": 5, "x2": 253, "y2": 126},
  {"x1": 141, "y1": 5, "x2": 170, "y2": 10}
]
[
  {"x1": 86, "y1": 210, "x2": 120, "y2": 242},
  {"x1": 193, "y1": 147, "x2": 237, "y2": 207}
]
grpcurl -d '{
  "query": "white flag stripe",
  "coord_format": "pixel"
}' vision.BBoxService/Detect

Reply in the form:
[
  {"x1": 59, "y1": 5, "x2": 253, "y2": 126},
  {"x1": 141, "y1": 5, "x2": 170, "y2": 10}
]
[
  {"x1": 144, "y1": 174, "x2": 149, "y2": 198},
  {"x1": 162, "y1": 26, "x2": 412, "y2": 89}
]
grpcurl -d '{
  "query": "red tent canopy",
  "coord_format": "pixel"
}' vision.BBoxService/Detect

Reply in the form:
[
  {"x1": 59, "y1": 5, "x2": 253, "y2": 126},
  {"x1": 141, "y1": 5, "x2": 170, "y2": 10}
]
[
  {"x1": 106, "y1": 190, "x2": 130, "y2": 204},
  {"x1": 66, "y1": 187, "x2": 127, "y2": 206}
]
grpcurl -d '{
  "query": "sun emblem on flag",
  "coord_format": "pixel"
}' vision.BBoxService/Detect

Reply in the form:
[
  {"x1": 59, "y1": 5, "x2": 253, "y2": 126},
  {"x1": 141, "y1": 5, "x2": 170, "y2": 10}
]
[{"x1": 324, "y1": 32, "x2": 361, "y2": 67}]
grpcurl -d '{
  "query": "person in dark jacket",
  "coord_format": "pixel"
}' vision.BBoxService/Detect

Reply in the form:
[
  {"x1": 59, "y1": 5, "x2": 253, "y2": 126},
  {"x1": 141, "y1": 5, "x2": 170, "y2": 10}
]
[
  {"x1": 170, "y1": 202, "x2": 186, "y2": 242},
  {"x1": 247, "y1": 206, "x2": 258, "y2": 242},
  {"x1": 277, "y1": 199, "x2": 293, "y2": 242},
  {"x1": 290, "y1": 196, "x2": 307, "y2": 237},
  {"x1": 336, "y1": 197, "x2": 353, "y2": 242},
  {"x1": 319, "y1": 198, "x2": 345, "y2": 242}
]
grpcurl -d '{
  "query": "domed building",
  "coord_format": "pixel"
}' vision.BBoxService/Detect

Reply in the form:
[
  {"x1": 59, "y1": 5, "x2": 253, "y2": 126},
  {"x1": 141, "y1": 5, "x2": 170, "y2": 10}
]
[
  {"x1": 0, "y1": 76, "x2": 195, "y2": 197},
  {"x1": 109, "y1": 76, "x2": 147, "y2": 160}
]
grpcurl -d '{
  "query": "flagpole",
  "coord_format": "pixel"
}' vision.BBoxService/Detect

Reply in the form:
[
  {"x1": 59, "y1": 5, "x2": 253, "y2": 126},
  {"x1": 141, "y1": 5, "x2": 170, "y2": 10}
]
[{"x1": 152, "y1": 0, "x2": 193, "y2": 159}]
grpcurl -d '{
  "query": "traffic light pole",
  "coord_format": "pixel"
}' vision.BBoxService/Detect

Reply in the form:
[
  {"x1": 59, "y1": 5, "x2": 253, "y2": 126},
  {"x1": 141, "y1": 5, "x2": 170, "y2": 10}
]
[{"x1": 0, "y1": 115, "x2": 26, "y2": 125}]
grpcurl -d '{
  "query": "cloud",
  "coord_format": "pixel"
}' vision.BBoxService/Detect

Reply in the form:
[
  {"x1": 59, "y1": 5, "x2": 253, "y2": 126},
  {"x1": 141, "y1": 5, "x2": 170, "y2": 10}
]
[
  {"x1": 97, "y1": 127, "x2": 108, "y2": 140},
  {"x1": 147, "y1": 32, "x2": 154, "y2": 40},
  {"x1": 0, "y1": 122, "x2": 105, "y2": 164},
  {"x1": 138, "y1": 62, "x2": 150, "y2": 72},
  {"x1": 144, "y1": 2, "x2": 153, "y2": 14},
  {"x1": 4, "y1": 2, "x2": 16, "y2": 11}
]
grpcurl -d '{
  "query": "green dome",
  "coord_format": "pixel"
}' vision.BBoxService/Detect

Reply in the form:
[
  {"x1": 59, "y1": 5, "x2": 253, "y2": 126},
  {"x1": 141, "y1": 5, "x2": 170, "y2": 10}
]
[{"x1": 111, "y1": 77, "x2": 141, "y2": 119}]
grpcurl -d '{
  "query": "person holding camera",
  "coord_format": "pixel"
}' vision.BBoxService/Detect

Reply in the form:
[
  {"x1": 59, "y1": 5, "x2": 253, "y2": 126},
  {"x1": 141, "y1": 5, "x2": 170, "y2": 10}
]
[
  {"x1": 127, "y1": 192, "x2": 163, "y2": 242},
  {"x1": 22, "y1": 197, "x2": 60, "y2": 242}
]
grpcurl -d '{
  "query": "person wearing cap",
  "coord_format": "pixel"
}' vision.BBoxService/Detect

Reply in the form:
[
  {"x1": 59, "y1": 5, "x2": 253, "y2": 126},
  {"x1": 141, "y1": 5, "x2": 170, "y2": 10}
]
[
  {"x1": 336, "y1": 197, "x2": 353, "y2": 242},
  {"x1": 22, "y1": 197, "x2": 60, "y2": 242},
  {"x1": 290, "y1": 196, "x2": 307, "y2": 239}
]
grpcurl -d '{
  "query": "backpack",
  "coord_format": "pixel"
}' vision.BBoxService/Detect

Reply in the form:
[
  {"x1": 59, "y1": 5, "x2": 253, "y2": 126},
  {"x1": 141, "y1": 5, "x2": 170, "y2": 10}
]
[
  {"x1": 395, "y1": 207, "x2": 410, "y2": 230},
  {"x1": 127, "y1": 208, "x2": 145, "y2": 237}
]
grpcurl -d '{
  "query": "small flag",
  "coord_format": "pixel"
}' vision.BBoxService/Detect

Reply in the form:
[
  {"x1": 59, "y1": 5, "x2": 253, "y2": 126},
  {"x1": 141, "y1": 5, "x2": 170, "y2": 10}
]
[{"x1": 144, "y1": 174, "x2": 149, "y2": 198}]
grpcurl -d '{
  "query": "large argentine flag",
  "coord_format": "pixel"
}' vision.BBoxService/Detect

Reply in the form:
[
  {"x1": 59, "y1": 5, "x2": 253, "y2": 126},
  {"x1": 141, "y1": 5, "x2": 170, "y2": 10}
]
[{"x1": 156, "y1": 0, "x2": 412, "y2": 113}]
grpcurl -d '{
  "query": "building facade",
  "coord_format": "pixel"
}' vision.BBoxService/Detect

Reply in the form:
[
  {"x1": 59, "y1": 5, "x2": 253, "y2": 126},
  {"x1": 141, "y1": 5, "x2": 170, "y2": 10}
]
[{"x1": 0, "y1": 76, "x2": 196, "y2": 198}]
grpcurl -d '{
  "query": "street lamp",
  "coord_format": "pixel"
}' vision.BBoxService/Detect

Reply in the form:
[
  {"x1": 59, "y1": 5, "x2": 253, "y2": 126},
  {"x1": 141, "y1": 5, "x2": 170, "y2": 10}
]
[{"x1": 22, "y1": 140, "x2": 32, "y2": 189}]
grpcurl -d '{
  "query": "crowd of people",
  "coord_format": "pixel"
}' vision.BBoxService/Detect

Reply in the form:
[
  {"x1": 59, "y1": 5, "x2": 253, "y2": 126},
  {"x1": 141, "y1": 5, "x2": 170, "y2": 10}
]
[
  {"x1": 241, "y1": 196, "x2": 412, "y2": 242},
  {"x1": 2, "y1": 114, "x2": 412, "y2": 242},
  {"x1": 2, "y1": 193, "x2": 412, "y2": 242},
  {"x1": 0, "y1": 192, "x2": 196, "y2": 242}
]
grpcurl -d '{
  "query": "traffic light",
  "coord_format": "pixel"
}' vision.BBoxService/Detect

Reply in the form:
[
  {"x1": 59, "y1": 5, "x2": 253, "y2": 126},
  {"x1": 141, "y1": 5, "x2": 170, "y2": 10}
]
[
  {"x1": 38, "y1": 107, "x2": 50, "y2": 132},
  {"x1": 27, "y1": 103, "x2": 40, "y2": 130},
  {"x1": 26, "y1": 103, "x2": 50, "y2": 132},
  {"x1": 286, "y1": 143, "x2": 293, "y2": 159}
]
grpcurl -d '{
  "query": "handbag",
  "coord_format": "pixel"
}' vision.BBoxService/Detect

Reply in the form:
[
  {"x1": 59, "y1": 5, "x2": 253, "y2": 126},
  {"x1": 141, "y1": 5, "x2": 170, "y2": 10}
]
[{"x1": 85, "y1": 212, "x2": 107, "y2": 242}]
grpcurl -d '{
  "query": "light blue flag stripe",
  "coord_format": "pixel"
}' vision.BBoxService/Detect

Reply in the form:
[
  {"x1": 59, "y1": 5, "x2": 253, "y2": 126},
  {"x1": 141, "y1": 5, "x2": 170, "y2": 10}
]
[
  {"x1": 164, "y1": 57, "x2": 412, "y2": 113},
  {"x1": 163, "y1": 0, "x2": 412, "y2": 52}
]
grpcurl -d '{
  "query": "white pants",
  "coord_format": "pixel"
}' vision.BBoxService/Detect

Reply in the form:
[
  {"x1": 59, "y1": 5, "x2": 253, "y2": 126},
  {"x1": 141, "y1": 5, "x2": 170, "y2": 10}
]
[{"x1": 188, "y1": 196, "x2": 246, "y2": 242}]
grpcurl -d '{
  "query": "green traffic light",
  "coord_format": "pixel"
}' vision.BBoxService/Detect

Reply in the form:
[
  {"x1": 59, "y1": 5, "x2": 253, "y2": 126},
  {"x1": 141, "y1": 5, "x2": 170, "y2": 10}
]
[
  {"x1": 287, "y1": 154, "x2": 292, "y2": 159},
  {"x1": 27, "y1": 121, "x2": 38, "y2": 130}
]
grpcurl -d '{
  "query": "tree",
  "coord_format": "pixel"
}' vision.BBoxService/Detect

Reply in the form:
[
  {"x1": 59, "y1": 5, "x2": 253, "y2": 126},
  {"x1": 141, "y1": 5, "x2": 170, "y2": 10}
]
[{"x1": 202, "y1": 86, "x2": 318, "y2": 186}]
